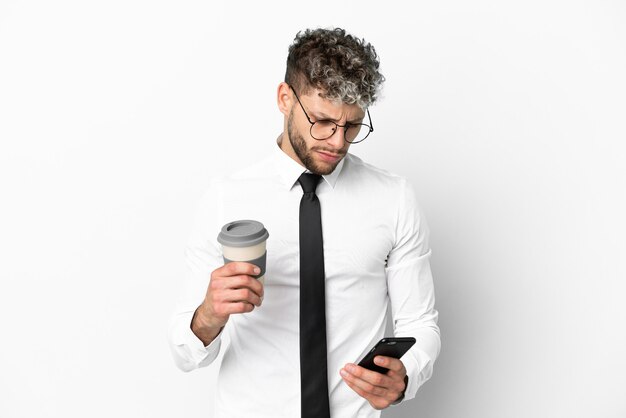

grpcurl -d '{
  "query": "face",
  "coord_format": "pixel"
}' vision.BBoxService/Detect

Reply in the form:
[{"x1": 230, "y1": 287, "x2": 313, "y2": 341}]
[{"x1": 282, "y1": 87, "x2": 365, "y2": 175}]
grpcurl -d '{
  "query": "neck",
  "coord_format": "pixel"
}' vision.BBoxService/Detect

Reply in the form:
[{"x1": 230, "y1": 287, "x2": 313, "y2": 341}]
[{"x1": 278, "y1": 132, "x2": 306, "y2": 168}]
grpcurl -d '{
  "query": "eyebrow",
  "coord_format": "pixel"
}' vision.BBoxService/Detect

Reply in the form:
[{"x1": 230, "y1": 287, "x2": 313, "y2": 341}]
[{"x1": 312, "y1": 111, "x2": 364, "y2": 124}]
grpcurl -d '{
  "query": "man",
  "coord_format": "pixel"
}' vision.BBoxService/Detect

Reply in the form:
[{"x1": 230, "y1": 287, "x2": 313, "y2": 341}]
[{"x1": 168, "y1": 27, "x2": 441, "y2": 418}]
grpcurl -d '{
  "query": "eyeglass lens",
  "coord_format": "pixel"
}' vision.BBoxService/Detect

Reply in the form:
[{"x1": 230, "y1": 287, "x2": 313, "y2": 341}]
[{"x1": 311, "y1": 120, "x2": 369, "y2": 143}]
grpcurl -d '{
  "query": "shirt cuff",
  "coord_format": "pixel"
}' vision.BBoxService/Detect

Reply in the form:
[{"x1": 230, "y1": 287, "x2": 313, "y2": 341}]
[
  {"x1": 169, "y1": 310, "x2": 223, "y2": 371},
  {"x1": 399, "y1": 351, "x2": 419, "y2": 404},
  {"x1": 396, "y1": 345, "x2": 433, "y2": 403}
]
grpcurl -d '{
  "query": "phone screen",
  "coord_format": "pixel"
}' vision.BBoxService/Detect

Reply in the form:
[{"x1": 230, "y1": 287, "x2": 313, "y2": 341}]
[{"x1": 357, "y1": 337, "x2": 416, "y2": 374}]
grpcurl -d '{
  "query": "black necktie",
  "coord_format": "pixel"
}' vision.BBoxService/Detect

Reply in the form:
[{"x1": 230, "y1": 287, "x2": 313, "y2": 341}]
[{"x1": 298, "y1": 173, "x2": 331, "y2": 418}]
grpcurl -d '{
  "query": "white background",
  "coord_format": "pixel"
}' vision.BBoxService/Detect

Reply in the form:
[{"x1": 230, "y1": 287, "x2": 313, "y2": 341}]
[{"x1": 1, "y1": 1, "x2": 625, "y2": 417}]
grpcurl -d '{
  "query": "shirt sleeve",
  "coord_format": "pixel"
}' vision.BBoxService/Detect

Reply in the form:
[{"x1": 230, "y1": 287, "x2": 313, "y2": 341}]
[
  {"x1": 385, "y1": 178, "x2": 441, "y2": 403},
  {"x1": 167, "y1": 181, "x2": 226, "y2": 372}
]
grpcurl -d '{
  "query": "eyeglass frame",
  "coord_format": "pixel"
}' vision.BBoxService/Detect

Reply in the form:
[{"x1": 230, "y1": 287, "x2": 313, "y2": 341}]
[{"x1": 289, "y1": 85, "x2": 374, "y2": 144}]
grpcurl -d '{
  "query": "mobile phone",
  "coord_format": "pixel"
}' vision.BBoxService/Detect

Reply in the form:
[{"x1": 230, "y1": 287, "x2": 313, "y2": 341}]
[{"x1": 357, "y1": 337, "x2": 416, "y2": 374}]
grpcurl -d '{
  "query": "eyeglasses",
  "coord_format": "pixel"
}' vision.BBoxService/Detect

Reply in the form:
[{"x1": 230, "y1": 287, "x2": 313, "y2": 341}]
[{"x1": 290, "y1": 85, "x2": 374, "y2": 144}]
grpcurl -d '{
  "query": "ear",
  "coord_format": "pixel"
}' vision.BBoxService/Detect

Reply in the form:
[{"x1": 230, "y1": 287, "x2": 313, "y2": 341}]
[{"x1": 277, "y1": 82, "x2": 292, "y2": 117}]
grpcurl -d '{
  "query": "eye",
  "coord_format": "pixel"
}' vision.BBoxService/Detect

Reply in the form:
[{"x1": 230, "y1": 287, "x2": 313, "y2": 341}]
[{"x1": 317, "y1": 120, "x2": 337, "y2": 129}]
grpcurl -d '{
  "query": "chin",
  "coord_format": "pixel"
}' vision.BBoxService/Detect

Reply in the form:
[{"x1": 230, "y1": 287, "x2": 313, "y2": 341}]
[{"x1": 309, "y1": 159, "x2": 340, "y2": 176}]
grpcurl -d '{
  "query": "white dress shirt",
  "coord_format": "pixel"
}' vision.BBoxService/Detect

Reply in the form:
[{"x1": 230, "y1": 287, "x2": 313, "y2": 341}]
[{"x1": 168, "y1": 139, "x2": 441, "y2": 418}]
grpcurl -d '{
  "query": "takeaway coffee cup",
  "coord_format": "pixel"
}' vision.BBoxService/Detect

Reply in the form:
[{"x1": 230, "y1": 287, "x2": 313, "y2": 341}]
[{"x1": 217, "y1": 220, "x2": 269, "y2": 285}]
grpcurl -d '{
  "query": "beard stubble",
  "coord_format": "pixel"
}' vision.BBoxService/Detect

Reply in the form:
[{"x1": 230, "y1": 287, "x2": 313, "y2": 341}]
[{"x1": 287, "y1": 110, "x2": 345, "y2": 176}]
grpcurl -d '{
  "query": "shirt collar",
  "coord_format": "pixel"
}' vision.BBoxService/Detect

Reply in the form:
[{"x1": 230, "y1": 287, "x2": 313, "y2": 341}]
[{"x1": 273, "y1": 135, "x2": 346, "y2": 191}]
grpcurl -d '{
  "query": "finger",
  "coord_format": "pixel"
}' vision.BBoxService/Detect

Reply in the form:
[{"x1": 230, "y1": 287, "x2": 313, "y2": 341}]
[
  {"x1": 212, "y1": 274, "x2": 264, "y2": 299},
  {"x1": 245, "y1": 273, "x2": 265, "y2": 299},
  {"x1": 370, "y1": 358, "x2": 406, "y2": 393},
  {"x1": 340, "y1": 366, "x2": 392, "y2": 397},
  {"x1": 374, "y1": 356, "x2": 406, "y2": 374},
  {"x1": 222, "y1": 288, "x2": 263, "y2": 306},
  {"x1": 342, "y1": 377, "x2": 375, "y2": 400},
  {"x1": 222, "y1": 301, "x2": 255, "y2": 315},
  {"x1": 220, "y1": 261, "x2": 261, "y2": 278},
  {"x1": 341, "y1": 377, "x2": 390, "y2": 410},
  {"x1": 343, "y1": 364, "x2": 394, "y2": 388},
  {"x1": 223, "y1": 262, "x2": 264, "y2": 297}
]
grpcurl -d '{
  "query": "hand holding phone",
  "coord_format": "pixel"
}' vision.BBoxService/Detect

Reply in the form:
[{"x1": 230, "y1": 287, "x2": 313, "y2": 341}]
[{"x1": 357, "y1": 337, "x2": 416, "y2": 374}]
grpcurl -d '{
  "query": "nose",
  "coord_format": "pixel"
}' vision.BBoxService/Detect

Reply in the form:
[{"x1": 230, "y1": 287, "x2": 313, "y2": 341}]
[{"x1": 324, "y1": 125, "x2": 347, "y2": 149}]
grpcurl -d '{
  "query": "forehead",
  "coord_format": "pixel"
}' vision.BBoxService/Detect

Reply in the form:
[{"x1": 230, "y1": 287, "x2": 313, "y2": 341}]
[{"x1": 300, "y1": 88, "x2": 365, "y2": 120}]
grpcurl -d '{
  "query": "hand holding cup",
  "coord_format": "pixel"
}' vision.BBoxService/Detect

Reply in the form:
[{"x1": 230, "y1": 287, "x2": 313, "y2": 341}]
[{"x1": 192, "y1": 220, "x2": 269, "y2": 344}]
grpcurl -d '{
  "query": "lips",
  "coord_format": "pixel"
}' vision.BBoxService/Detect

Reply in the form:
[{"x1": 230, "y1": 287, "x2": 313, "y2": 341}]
[{"x1": 317, "y1": 150, "x2": 343, "y2": 162}]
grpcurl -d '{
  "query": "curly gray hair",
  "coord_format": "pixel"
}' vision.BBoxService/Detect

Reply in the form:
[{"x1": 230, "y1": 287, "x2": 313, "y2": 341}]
[{"x1": 284, "y1": 27, "x2": 385, "y2": 110}]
